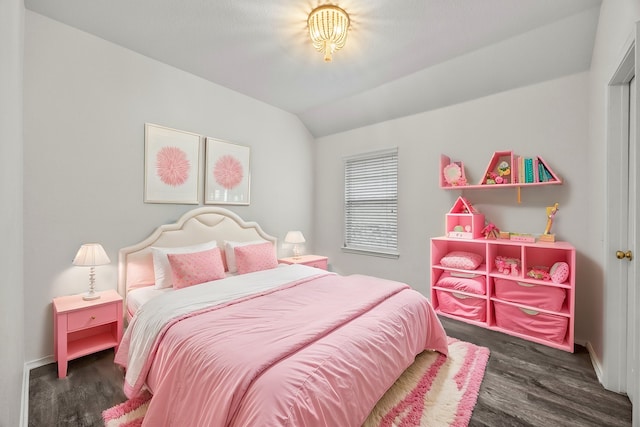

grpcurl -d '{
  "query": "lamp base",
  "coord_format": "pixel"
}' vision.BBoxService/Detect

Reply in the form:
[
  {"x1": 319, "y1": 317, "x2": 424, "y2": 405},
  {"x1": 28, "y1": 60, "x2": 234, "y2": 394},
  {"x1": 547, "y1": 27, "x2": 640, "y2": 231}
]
[
  {"x1": 83, "y1": 269, "x2": 101, "y2": 300},
  {"x1": 83, "y1": 292, "x2": 101, "y2": 301}
]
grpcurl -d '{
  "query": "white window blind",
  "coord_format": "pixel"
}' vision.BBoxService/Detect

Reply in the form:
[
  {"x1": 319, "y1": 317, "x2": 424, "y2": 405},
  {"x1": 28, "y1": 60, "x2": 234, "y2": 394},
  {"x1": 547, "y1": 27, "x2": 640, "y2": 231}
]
[{"x1": 344, "y1": 148, "x2": 398, "y2": 257}]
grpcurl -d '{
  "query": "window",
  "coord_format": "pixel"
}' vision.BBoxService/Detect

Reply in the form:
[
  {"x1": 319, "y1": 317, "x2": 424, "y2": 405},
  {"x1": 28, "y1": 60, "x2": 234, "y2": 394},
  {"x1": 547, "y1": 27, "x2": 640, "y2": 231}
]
[{"x1": 343, "y1": 148, "x2": 398, "y2": 257}]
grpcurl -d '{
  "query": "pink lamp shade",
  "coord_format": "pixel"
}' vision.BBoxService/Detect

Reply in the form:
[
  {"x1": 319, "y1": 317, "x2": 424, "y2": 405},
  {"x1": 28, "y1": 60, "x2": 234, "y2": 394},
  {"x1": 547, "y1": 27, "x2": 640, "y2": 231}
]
[
  {"x1": 284, "y1": 231, "x2": 306, "y2": 258},
  {"x1": 73, "y1": 243, "x2": 110, "y2": 300}
]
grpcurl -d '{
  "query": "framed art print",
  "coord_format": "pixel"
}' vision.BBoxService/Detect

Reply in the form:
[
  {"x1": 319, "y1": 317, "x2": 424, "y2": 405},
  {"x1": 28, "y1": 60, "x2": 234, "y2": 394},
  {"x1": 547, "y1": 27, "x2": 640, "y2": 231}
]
[
  {"x1": 205, "y1": 137, "x2": 250, "y2": 205},
  {"x1": 144, "y1": 123, "x2": 201, "y2": 204}
]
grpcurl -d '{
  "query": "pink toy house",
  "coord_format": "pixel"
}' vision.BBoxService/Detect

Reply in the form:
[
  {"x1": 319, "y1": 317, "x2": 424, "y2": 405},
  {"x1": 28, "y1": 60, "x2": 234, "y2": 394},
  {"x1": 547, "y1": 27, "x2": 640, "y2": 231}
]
[{"x1": 446, "y1": 197, "x2": 485, "y2": 239}]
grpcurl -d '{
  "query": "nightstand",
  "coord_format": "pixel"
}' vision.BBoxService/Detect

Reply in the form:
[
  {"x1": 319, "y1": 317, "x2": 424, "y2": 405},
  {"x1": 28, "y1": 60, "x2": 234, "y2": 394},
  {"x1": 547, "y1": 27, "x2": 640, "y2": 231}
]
[
  {"x1": 53, "y1": 289, "x2": 123, "y2": 378},
  {"x1": 279, "y1": 255, "x2": 328, "y2": 270}
]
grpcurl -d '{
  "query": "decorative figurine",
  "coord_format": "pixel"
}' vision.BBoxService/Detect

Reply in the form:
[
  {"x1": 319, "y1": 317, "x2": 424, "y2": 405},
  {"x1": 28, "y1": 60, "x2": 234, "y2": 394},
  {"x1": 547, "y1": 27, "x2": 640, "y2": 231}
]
[
  {"x1": 482, "y1": 222, "x2": 499, "y2": 239},
  {"x1": 539, "y1": 203, "x2": 559, "y2": 242},
  {"x1": 544, "y1": 203, "x2": 559, "y2": 234},
  {"x1": 497, "y1": 161, "x2": 511, "y2": 181}
]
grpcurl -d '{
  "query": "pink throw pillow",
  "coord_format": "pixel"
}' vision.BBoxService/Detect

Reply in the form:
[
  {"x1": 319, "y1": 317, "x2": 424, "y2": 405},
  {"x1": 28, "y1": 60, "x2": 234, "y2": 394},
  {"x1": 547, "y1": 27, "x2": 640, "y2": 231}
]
[
  {"x1": 167, "y1": 247, "x2": 226, "y2": 289},
  {"x1": 439, "y1": 251, "x2": 483, "y2": 270},
  {"x1": 235, "y1": 242, "x2": 278, "y2": 275}
]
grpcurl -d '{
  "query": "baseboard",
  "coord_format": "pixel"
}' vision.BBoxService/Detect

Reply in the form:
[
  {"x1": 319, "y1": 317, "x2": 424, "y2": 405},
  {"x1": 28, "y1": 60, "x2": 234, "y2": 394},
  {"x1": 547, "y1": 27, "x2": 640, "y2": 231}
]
[
  {"x1": 585, "y1": 340, "x2": 604, "y2": 384},
  {"x1": 20, "y1": 355, "x2": 55, "y2": 427},
  {"x1": 20, "y1": 363, "x2": 28, "y2": 427}
]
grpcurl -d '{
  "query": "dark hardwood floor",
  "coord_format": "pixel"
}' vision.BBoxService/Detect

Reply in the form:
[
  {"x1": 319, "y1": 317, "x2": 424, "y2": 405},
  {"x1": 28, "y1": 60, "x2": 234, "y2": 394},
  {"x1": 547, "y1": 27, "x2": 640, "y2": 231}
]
[
  {"x1": 440, "y1": 317, "x2": 632, "y2": 427},
  {"x1": 28, "y1": 350, "x2": 125, "y2": 427},
  {"x1": 28, "y1": 316, "x2": 632, "y2": 426}
]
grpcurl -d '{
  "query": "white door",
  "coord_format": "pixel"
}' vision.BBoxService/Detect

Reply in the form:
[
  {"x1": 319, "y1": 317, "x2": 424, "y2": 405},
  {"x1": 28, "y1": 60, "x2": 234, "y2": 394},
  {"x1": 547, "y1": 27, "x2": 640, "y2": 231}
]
[
  {"x1": 605, "y1": 35, "x2": 637, "y2": 423},
  {"x1": 628, "y1": 74, "x2": 639, "y2": 423}
]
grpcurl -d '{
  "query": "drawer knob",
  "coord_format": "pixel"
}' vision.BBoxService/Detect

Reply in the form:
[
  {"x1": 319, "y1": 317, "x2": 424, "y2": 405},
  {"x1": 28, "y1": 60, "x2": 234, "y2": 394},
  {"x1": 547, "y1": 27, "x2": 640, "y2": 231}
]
[{"x1": 90, "y1": 316, "x2": 96, "y2": 320}]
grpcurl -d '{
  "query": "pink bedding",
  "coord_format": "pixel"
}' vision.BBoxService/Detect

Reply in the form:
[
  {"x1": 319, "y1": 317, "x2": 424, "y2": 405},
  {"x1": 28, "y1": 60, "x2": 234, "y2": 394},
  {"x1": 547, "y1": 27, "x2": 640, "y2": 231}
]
[{"x1": 118, "y1": 270, "x2": 448, "y2": 426}]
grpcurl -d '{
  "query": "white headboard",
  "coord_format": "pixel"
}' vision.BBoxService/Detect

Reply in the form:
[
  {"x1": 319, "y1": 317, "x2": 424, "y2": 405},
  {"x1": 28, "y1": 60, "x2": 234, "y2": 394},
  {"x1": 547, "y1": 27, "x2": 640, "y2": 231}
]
[{"x1": 118, "y1": 207, "x2": 277, "y2": 300}]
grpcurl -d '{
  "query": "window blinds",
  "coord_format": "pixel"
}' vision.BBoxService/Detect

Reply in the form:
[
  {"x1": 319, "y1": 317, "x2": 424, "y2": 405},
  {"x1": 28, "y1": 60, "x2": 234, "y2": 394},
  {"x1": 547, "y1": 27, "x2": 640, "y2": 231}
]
[{"x1": 344, "y1": 148, "x2": 398, "y2": 255}]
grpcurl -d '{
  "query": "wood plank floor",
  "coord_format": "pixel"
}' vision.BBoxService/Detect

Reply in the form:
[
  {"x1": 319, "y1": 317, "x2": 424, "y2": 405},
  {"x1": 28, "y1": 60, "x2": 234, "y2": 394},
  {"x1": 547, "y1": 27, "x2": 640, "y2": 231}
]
[
  {"x1": 28, "y1": 316, "x2": 632, "y2": 426},
  {"x1": 440, "y1": 317, "x2": 632, "y2": 426}
]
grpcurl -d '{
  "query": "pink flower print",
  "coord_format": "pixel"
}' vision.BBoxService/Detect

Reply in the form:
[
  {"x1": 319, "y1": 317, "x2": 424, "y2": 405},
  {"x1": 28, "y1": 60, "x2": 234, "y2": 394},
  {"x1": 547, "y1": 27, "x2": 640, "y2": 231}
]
[
  {"x1": 156, "y1": 146, "x2": 190, "y2": 187},
  {"x1": 213, "y1": 155, "x2": 243, "y2": 189}
]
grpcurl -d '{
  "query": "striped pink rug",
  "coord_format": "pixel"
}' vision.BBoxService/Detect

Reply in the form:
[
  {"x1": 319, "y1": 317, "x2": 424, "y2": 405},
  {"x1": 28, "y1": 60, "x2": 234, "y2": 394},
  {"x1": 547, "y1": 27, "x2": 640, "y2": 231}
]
[{"x1": 103, "y1": 337, "x2": 489, "y2": 427}]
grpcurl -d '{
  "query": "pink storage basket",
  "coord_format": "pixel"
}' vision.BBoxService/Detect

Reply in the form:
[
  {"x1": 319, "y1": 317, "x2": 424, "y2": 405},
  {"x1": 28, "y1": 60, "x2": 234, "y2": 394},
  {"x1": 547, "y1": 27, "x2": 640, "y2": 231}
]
[
  {"x1": 435, "y1": 271, "x2": 486, "y2": 295},
  {"x1": 494, "y1": 301, "x2": 568, "y2": 344},
  {"x1": 436, "y1": 290, "x2": 486, "y2": 321},
  {"x1": 494, "y1": 279, "x2": 566, "y2": 311}
]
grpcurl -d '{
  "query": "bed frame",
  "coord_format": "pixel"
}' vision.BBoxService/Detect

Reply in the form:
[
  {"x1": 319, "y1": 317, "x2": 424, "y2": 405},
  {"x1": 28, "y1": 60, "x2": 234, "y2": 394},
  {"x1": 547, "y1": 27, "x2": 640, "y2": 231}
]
[{"x1": 118, "y1": 207, "x2": 277, "y2": 308}]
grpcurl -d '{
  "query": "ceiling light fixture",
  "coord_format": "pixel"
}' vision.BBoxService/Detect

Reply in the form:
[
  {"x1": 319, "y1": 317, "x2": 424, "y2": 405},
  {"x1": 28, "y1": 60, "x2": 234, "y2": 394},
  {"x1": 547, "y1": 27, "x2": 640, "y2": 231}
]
[{"x1": 308, "y1": 4, "x2": 350, "y2": 62}]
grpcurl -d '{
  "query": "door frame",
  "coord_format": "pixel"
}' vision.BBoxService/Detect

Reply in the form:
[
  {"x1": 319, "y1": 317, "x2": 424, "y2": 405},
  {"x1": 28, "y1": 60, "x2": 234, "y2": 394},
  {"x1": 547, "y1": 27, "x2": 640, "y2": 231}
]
[
  {"x1": 628, "y1": 74, "x2": 638, "y2": 410},
  {"x1": 604, "y1": 26, "x2": 638, "y2": 419}
]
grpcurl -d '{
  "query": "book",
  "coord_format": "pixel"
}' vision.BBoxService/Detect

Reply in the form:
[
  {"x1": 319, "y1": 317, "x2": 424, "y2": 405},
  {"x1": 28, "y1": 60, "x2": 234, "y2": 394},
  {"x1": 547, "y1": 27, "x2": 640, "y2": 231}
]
[
  {"x1": 539, "y1": 158, "x2": 554, "y2": 181},
  {"x1": 537, "y1": 156, "x2": 555, "y2": 182},
  {"x1": 518, "y1": 156, "x2": 525, "y2": 184},
  {"x1": 524, "y1": 158, "x2": 534, "y2": 183},
  {"x1": 538, "y1": 162, "x2": 547, "y2": 182}
]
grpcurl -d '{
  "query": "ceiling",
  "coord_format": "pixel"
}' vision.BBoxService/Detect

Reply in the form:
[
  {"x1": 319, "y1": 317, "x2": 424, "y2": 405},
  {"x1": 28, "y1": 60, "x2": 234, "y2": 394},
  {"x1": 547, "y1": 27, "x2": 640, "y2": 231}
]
[{"x1": 24, "y1": 0, "x2": 602, "y2": 137}]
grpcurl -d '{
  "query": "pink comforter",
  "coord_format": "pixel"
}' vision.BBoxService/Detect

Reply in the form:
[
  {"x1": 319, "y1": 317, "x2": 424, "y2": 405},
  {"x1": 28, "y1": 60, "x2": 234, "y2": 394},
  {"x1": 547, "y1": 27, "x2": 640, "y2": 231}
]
[{"x1": 124, "y1": 272, "x2": 447, "y2": 426}]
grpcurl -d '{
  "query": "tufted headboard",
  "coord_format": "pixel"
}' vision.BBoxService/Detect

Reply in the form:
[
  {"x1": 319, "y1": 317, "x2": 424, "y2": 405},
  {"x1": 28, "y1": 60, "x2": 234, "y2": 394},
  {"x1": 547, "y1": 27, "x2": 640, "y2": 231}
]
[{"x1": 118, "y1": 207, "x2": 277, "y2": 306}]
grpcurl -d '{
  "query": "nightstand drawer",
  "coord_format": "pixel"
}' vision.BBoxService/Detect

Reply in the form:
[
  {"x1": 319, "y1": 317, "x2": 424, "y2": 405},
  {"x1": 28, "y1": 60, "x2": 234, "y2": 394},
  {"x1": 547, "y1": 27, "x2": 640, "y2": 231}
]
[
  {"x1": 307, "y1": 259, "x2": 328, "y2": 270},
  {"x1": 67, "y1": 303, "x2": 117, "y2": 332},
  {"x1": 279, "y1": 255, "x2": 329, "y2": 270}
]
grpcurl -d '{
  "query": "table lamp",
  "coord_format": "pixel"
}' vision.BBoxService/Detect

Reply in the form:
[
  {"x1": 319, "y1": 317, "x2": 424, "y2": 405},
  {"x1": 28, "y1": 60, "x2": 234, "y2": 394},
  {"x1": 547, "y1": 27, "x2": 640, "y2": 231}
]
[
  {"x1": 284, "y1": 231, "x2": 306, "y2": 259},
  {"x1": 73, "y1": 243, "x2": 111, "y2": 300}
]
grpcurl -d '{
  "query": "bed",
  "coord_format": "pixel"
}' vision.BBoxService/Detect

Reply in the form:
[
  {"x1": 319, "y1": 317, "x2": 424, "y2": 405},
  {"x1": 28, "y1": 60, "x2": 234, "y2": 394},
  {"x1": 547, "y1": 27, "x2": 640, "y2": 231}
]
[{"x1": 115, "y1": 207, "x2": 448, "y2": 426}]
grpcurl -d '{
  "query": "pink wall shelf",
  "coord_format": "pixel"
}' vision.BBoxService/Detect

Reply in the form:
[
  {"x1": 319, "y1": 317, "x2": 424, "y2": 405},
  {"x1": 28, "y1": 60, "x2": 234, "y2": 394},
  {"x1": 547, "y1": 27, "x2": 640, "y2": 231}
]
[{"x1": 440, "y1": 153, "x2": 562, "y2": 190}]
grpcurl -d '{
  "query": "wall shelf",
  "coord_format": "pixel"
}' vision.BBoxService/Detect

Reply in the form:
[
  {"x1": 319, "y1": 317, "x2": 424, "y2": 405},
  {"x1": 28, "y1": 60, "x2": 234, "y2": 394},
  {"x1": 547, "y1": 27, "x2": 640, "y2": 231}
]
[{"x1": 440, "y1": 153, "x2": 562, "y2": 190}]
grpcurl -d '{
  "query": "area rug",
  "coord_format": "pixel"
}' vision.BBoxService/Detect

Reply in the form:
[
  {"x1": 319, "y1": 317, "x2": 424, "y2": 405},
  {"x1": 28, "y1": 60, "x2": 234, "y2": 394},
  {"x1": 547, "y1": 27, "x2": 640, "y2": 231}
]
[{"x1": 103, "y1": 337, "x2": 489, "y2": 427}]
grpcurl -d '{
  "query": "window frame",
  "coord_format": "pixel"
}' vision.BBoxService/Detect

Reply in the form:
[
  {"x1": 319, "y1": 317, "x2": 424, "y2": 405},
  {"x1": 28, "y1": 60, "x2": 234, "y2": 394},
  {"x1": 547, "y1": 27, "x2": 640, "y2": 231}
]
[{"x1": 342, "y1": 148, "x2": 399, "y2": 258}]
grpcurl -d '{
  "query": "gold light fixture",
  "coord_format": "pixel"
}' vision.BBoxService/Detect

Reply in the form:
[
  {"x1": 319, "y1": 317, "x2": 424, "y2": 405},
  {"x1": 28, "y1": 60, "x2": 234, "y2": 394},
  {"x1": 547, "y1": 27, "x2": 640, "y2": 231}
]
[{"x1": 308, "y1": 4, "x2": 350, "y2": 62}]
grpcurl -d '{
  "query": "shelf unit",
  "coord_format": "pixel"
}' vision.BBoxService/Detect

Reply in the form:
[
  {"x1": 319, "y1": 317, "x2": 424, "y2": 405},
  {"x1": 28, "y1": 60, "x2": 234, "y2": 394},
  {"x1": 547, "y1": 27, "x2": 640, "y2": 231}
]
[
  {"x1": 430, "y1": 237, "x2": 575, "y2": 352},
  {"x1": 440, "y1": 153, "x2": 562, "y2": 190}
]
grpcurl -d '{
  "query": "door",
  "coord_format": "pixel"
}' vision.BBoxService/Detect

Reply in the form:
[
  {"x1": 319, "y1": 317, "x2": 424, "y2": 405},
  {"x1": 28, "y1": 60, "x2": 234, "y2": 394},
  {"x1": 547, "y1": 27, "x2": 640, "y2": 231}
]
[
  {"x1": 628, "y1": 74, "x2": 639, "y2": 420},
  {"x1": 605, "y1": 35, "x2": 637, "y2": 421}
]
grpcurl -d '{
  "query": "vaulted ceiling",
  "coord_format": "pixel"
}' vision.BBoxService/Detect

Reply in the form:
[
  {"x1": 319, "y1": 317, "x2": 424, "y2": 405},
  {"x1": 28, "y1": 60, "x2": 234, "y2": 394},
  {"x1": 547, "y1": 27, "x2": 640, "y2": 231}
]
[{"x1": 24, "y1": 0, "x2": 602, "y2": 137}]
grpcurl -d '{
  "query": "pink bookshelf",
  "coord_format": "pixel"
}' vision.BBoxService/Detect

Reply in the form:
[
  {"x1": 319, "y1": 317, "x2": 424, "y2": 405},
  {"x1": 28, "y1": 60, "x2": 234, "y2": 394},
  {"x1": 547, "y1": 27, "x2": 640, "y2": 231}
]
[{"x1": 430, "y1": 237, "x2": 576, "y2": 352}]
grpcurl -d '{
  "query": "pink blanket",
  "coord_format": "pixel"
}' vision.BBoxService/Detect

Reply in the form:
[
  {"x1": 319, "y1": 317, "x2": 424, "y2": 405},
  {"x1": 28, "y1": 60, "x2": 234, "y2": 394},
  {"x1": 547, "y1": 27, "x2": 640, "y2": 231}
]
[{"x1": 126, "y1": 273, "x2": 447, "y2": 426}]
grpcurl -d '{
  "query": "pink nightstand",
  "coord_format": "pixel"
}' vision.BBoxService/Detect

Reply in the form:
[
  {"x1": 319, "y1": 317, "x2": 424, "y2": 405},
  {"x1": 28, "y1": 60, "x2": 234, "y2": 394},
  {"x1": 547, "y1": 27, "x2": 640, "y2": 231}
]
[
  {"x1": 53, "y1": 289, "x2": 123, "y2": 378},
  {"x1": 279, "y1": 255, "x2": 328, "y2": 270}
]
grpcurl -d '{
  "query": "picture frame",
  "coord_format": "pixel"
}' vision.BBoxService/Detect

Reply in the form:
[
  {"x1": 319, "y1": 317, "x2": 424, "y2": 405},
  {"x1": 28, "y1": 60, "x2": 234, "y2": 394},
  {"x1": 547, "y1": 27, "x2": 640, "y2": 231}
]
[
  {"x1": 144, "y1": 123, "x2": 201, "y2": 204},
  {"x1": 204, "y1": 137, "x2": 251, "y2": 205}
]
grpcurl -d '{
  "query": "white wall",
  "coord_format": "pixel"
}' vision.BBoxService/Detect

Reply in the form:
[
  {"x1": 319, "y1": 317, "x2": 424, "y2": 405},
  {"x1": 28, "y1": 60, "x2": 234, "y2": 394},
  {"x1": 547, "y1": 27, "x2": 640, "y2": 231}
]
[
  {"x1": 23, "y1": 11, "x2": 315, "y2": 362},
  {"x1": 586, "y1": 0, "x2": 640, "y2": 384},
  {"x1": 0, "y1": 0, "x2": 25, "y2": 425},
  {"x1": 314, "y1": 72, "x2": 590, "y2": 338}
]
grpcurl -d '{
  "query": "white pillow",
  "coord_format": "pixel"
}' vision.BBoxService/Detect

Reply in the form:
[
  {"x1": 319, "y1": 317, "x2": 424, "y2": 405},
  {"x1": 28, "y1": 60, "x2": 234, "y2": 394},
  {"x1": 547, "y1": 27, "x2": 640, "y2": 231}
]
[
  {"x1": 224, "y1": 240, "x2": 267, "y2": 273},
  {"x1": 151, "y1": 240, "x2": 219, "y2": 289}
]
